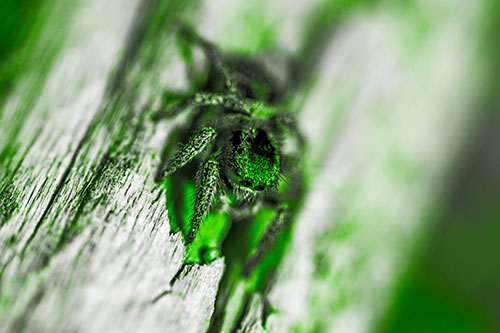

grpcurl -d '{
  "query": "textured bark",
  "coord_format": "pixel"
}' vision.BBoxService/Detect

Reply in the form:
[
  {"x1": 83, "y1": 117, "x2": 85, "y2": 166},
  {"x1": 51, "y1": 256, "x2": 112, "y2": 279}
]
[{"x1": 0, "y1": 0, "x2": 482, "y2": 332}]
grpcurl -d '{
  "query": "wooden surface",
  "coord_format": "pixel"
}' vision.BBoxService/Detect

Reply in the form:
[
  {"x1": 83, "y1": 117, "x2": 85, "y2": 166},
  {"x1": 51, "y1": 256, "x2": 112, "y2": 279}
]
[{"x1": 0, "y1": 0, "x2": 482, "y2": 332}]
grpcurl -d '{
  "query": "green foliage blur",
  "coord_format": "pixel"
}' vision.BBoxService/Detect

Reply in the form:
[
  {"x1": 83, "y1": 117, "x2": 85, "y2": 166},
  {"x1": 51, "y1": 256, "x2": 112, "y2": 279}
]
[
  {"x1": 0, "y1": 0, "x2": 42, "y2": 99},
  {"x1": 382, "y1": 0, "x2": 500, "y2": 331}
]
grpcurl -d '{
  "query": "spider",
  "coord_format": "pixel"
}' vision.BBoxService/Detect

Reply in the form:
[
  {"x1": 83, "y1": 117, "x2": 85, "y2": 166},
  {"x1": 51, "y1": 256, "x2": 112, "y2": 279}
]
[{"x1": 155, "y1": 24, "x2": 304, "y2": 278}]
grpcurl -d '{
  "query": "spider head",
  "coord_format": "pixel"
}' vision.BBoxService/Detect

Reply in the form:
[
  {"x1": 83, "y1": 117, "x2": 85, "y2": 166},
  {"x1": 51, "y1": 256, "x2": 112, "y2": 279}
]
[{"x1": 227, "y1": 128, "x2": 280, "y2": 191}]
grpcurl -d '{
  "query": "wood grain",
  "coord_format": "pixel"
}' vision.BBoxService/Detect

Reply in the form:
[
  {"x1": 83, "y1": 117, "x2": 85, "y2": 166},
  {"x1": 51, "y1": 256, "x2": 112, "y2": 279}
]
[{"x1": 0, "y1": 0, "x2": 482, "y2": 332}]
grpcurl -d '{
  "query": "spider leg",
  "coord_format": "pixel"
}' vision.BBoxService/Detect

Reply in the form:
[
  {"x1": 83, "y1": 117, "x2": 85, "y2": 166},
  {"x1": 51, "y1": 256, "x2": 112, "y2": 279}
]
[
  {"x1": 163, "y1": 127, "x2": 216, "y2": 177},
  {"x1": 187, "y1": 158, "x2": 221, "y2": 244},
  {"x1": 154, "y1": 124, "x2": 183, "y2": 183},
  {"x1": 152, "y1": 91, "x2": 251, "y2": 121},
  {"x1": 190, "y1": 92, "x2": 248, "y2": 113},
  {"x1": 242, "y1": 203, "x2": 291, "y2": 278},
  {"x1": 179, "y1": 24, "x2": 239, "y2": 95},
  {"x1": 270, "y1": 111, "x2": 306, "y2": 150}
]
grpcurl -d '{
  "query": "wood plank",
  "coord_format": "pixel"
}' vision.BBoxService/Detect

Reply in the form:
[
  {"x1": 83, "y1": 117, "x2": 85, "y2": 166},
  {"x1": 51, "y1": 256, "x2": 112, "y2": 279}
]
[{"x1": 0, "y1": 0, "x2": 482, "y2": 332}]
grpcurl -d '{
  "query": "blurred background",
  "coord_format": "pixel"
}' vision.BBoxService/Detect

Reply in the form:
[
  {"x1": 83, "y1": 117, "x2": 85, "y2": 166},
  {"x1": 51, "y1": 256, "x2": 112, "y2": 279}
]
[{"x1": 1, "y1": 0, "x2": 499, "y2": 332}]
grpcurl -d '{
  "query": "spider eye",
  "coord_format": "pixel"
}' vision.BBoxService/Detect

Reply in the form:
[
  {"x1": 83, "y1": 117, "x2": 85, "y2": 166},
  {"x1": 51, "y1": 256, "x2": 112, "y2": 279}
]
[
  {"x1": 254, "y1": 185, "x2": 265, "y2": 191},
  {"x1": 253, "y1": 129, "x2": 275, "y2": 158},
  {"x1": 241, "y1": 180, "x2": 252, "y2": 187},
  {"x1": 231, "y1": 131, "x2": 243, "y2": 147}
]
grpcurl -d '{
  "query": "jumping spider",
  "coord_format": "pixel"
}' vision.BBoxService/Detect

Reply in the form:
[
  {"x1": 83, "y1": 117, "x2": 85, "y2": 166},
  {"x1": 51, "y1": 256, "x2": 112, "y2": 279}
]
[{"x1": 155, "y1": 25, "x2": 304, "y2": 278}]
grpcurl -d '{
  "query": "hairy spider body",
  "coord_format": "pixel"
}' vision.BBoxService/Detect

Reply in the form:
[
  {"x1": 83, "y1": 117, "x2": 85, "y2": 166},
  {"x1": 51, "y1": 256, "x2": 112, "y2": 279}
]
[{"x1": 156, "y1": 25, "x2": 304, "y2": 277}]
